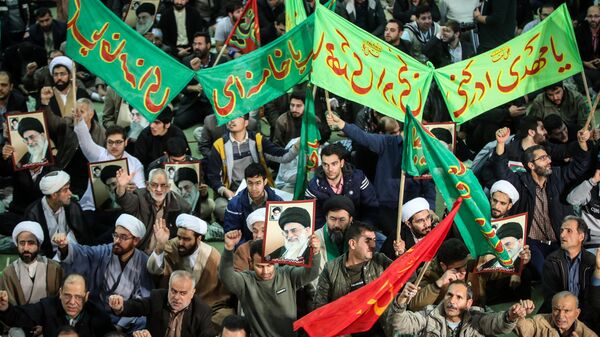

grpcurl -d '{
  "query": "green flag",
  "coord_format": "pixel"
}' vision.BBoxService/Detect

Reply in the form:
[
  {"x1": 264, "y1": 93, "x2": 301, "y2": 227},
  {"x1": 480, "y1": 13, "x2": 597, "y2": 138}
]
[
  {"x1": 323, "y1": 0, "x2": 337, "y2": 10},
  {"x1": 294, "y1": 85, "x2": 321, "y2": 200},
  {"x1": 434, "y1": 3, "x2": 582, "y2": 124},
  {"x1": 403, "y1": 111, "x2": 513, "y2": 266},
  {"x1": 196, "y1": 15, "x2": 315, "y2": 126},
  {"x1": 401, "y1": 118, "x2": 428, "y2": 177},
  {"x1": 311, "y1": 6, "x2": 434, "y2": 121},
  {"x1": 286, "y1": 0, "x2": 308, "y2": 32},
  {"x1": 66, "y1": 0, "x2": 193, "y2": 122}
]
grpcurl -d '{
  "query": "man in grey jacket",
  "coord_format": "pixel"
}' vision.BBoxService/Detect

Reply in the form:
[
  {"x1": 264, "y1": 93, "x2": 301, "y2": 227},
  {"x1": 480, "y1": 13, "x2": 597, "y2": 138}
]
[{"x1": 388, "y1": 280, "x2": 528, "y2": 337}]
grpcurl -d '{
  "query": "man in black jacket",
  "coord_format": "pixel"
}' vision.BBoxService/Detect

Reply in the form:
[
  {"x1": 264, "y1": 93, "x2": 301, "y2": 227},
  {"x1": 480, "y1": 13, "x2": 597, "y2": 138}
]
[
  {"x1": 0, "y1": 274, "x2": 114, "y2": 337},
  {"x1": 26, "y1": 8, "x2": 66, "y2": 53},
  {"x1": 540, "y1": 215, "x2": 600, "y2": 329},
  {"x1": 108, "y1": 270, "x2": 216, "y2": 337},
  {"x1": 159, "y1": 0, "x2": 208, "y2": 59},
  {"x1": 493, "y1": 127, "x2": 591, "y2": 278},
  {"x1": 0, "y1": 71, "x2": 27, "y2": 145}
]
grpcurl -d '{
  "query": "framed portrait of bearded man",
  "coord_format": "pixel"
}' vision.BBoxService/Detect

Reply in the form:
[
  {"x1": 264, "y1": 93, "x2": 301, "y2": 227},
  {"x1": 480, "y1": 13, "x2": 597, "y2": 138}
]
[
  {"x1": 89, "y1": 158, "x2": 129, "y2": 210},
  {"x1": 6, "y1": 111, "x2": 54, "y2": 171}
]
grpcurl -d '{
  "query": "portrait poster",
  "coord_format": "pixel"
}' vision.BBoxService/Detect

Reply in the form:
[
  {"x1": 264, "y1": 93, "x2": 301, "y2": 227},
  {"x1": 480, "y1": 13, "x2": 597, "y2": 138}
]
[
  {"x1": 123, "y1": 0, "x2": 161, "y2": 32},
  {"x1": 414, "y1": 121, "x2": 456, "y2": 179},
  {"x1": 163, "y1": 162, "x2": 201, "y2": 196},
  {"x1": 6, "y1": 111, "x2": 54, "y2": 171},
  {"x1": 475, "y1": 212, "x2": 528, "y2": 275},
  {"x1": 263, "y1": 199, "x2": 316, "y2": 267},
  {"x1": 89, "y1": 158, "x2": 129, "y2": 210}
]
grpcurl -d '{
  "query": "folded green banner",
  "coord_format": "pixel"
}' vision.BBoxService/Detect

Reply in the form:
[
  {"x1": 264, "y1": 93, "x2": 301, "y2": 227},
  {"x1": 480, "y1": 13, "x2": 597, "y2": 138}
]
[
  {"x1": 403, "y1": 111, "x2": 513, "y2": 265},
  {"x1": 311, "y1": 6, "x2": 434, "y2": 121},
  {"x1": 286, "y1": 0, "x2": 308, "y2": 32},
  {"x1": 434, "y1": 4, "x2": 582, "y2": 124},
  {"x1": 197, "y1": 16, "x2": 315, "y2": 125},
  {"x1": 294, "y1": 85, "x2": 321, "y2": 200},
  {"x1": 66, "y1": 0, "x2": 193, "y2": 122}
]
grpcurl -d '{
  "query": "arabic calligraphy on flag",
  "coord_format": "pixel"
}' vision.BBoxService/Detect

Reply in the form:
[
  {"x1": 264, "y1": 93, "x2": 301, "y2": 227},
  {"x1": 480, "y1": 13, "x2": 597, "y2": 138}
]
[{"x1": 66, "y1": 0, "x2": 193, "y2": 122}]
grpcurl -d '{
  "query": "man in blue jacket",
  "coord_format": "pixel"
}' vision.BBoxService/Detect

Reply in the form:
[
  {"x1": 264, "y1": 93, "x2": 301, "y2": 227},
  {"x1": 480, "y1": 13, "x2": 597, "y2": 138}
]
[{"x1": 223, "y1": 163, "x2": 282, "y2": 244}]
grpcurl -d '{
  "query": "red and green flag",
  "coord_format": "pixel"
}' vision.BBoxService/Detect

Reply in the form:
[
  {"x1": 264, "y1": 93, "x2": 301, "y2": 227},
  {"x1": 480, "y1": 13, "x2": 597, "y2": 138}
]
[
  {"x1": 196, "y1": 15, "x2": 315, "y2": 125},
  {"x1": 66, "y1": 0, "x2": 193, "y2": 122},
  {"x1": 294, "y1": 198, "x2": 463, "y2": 336},
  {"x1": 223, "y1": 0, "x2": 260, "y2": 54},
  {"x1": 402, "y1": 110, "x2": 513, "y2": 266},
  {"x1": 293, "y1": 85, "x2": 321, "y2": 200}
]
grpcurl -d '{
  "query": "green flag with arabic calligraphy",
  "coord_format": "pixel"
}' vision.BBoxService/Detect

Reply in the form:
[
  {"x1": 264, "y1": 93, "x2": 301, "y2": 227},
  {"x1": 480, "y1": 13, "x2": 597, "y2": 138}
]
[
  {"x1": 401, "y1": 117, "x2": 428, "y2": 177},
  {"x1": 196, "y1": 15, "x2": 315, "y2": 126},
  {"x1": 66, "y1": 0, "x2": 193, "y2": 123},
  {"x1": 404, "y1": 110, "x2": 513, "y2": 265},
  {"x1": 434, "y1": 3, "x2": 582, "y2": 124},
  {"x1": 311, "y1": 6, "x2": 434, "y2": 121},
  {"x1": 286, "y1": 0, "x2": 308, "y2": 32},
  {"x1": 294, "y1": 85, "x2": 321, "y2": 200}
]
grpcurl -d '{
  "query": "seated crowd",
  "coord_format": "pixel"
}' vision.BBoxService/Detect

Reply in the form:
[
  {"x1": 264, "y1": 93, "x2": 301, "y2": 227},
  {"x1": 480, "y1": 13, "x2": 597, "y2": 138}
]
[{"x1": 0, "y1": 0, "x2": 599, "y2": 336}]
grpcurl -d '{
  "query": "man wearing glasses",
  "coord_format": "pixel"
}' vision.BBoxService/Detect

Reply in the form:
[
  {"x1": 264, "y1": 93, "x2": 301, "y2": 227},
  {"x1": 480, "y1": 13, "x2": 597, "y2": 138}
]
[
  {"x1": 401, "y1": 197, "x2": 435, "y2": 251},
  {"x1": 493, "y1": 126, "x2": 591, "y2": 277},
  {"x1": 51, "y1": 213, "x2": 154, "y2": 334},
  {"x1": 115, "y1": 168, "x2": 191, "y2": 254}
]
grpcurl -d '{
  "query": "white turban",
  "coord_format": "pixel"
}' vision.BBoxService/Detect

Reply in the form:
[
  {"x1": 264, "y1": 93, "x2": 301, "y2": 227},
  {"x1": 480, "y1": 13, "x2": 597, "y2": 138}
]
[
  {"x1": 49, "y1": 56, "x2": 73, "y2": 74},
  {"x1": 12, "y1": 221, "x2": 44, "y2": 245},
  {"x1": 176, "y1": 214, "x2": 207, "y2": 235},
  {"x1": 490, "y1": 180, "x2": 519, "y2": 204},
  {"x1": 246, "y1": 208, "x2": 266, "y2": 232},
  {"x1": 116, "y1": 214, "x2": 146, "y2": 238},
  {"x1": 39, "y1": 171, "x2": 70, "y2": 195},
  {"x1": 402, "y1": 197, "x2": 430, "y2": 222}
]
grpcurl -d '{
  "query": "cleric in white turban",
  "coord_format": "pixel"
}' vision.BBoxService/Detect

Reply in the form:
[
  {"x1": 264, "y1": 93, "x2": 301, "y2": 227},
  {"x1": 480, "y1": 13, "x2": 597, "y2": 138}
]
[
  {"x1": 490, "y1": 180, "x2": 520, "y2": 204},
  {"x1": 246, "y1": 208, "x2": 266, "y2": 233},
  {"x1": 402, "y1": 197, "x2": 431, "y2": 222},
  {"x1": 49, "y1": 55, "x2": 73, "y2": 74},
  {"x1": 116, "y1": 213, "x2": 146, "y2": 238},
  {"x1": 39, "y1": 170, "x2": 70, "y2": 195},
  {"x1": 176, "y1": 214, "x2": 207, "y2": 235},
  {"x1": 12, "y1": 221, "x2": 44, "y2": 245}
]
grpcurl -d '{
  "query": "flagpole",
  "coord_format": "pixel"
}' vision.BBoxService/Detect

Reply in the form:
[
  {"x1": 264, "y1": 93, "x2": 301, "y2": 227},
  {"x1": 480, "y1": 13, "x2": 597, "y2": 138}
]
[
  {"x1": 396, "y1": 171, "x2": 406, "y2": 243},
  {"x1": 584, "y1": 90, "x2": 600, "y2": 131},
  {"x1": 71, "y1": 60, "x2": 77, "y2": 117},
  {"x1": 406, "y1": 260, "x2": 431, "y2": 305},
  {"x1": 581, "y1": 70, "x2": 597, "y2": 128},
  {"x1": 213, "y1": 45, "x2": 228, "y2": 66}
]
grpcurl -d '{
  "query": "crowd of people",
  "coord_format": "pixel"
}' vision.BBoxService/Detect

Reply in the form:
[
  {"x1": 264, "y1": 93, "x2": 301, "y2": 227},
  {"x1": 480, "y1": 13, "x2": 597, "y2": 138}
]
[{"x1": 0, "y1": 0, "x2": 600, "y2": 336}]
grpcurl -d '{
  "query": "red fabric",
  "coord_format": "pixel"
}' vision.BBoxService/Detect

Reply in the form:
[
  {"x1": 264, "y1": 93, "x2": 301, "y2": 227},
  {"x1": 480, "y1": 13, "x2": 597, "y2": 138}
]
[
  {"x1": 294, "y1": 198, "x2": 463, "y2": 337},
  {"x1": 223, "y1": 0, "x2": 261, "y2": 54}
]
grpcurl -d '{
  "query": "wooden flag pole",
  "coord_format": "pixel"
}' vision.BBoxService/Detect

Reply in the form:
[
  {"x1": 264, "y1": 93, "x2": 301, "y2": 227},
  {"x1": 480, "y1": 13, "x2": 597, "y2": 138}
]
[
  {"x1": 406, "y1": 260, "x2": 431, "y2": 305},
  {"x1": 71, "y1": 60, "x2": 77, "y2": 116},
  {"x1": 213, "y1": 44, "x2": 229, "y2": 66},
  {"x1": 396, "y1": 171, "x2": 406, "y2": 243},
  {"x1": 584, "y1": 89, "x2": 600, "y2": 131},
  {"x1": 581, "y1": 71, "x2": 596, "y2": 128}
]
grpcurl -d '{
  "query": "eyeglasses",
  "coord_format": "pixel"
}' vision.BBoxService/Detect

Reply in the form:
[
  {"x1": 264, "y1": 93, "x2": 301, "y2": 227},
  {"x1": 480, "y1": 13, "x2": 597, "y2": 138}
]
[
  {"x1": 148, "y1": 182, "x2": 169, "y2": 190},
  {"x1": 532, "y1": 154, "x2": 551, "y2": 162},
  {"x1": 62, "y1": 293, "x2": 85, "y2": 302},
  {"x1": 107, "y1": 139, "x2": 125, "y2": 146},
  {"x1": 411, "y1": 215, "x2": 433, "y2": 226},
  {"x1": 112, "y1": 232, "x2": 134, "y2": 241}
]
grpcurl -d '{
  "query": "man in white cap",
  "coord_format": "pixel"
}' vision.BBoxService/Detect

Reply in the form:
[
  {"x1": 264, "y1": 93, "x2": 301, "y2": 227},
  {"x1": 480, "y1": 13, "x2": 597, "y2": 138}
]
[
  {"x1": 23, "y1": 170, "x2": 92, "y2": 257},
  {"x1": 490, "y1": 179, "x2": 520, "y2": 219},
  {"x1": 52, "y1": 213, "x2": 153, "y2": 333},
  {"x1": 42, "y1": 55, "x2": 89, "y2": 118},
  {"x1": 233, "y1": 207, "x2": 266, "y2": 271},
  {"x1": 148, "y1": 214, "x2": 234, "y2": 330},
  {"x1": 401, "y1": 197, "x2": 434, "y2": 250}
]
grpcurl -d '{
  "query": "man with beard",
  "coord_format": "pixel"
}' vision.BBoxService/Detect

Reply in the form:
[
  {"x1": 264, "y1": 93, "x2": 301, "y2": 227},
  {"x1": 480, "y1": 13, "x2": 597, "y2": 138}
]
[
  {"x1": 0, "y1": 71, "x2": 27, "y2": 145},
  {"x1": 423, "y1": 19, "x2": 475, "y2": 67},
  {"x1": 219, "y1": 230, "x2": 321, "y2": 337},
  {"x1": 145, "y1": 137, "x2": 196, "y2": 175},
  {"x1": 401, "y1": 5, "x2": 441, "y2": 63},
  {"x1": 52, "y1": 213, "x2": 154, "y2": 333},
  {"x1": 214, "y1": 1, "x2": 244, "y2": 56},
  {"x1": 490, "y1": 179, "x2": 519, "y2": 219},
  {"x1": 147, "y1": 214, "x2": 234, "y2": 330},
  {"x1": 401, "y1": 197, "x2": 434, "y2": 250},
  {"x1": 233, "y1": 208, "x2": 266, "y2": 271},
  {"x1": 16, "y1": 117, "x2": 50, "y2": 168},
  {"x1": 99, "y1": 165, "x2": 121, "y2": 210},
  {"x1": 314, "y1": 222, "x2": 394, "y2": 336},
  {"x1": 272, "y1": 88, "x2": 330, "y2": 147},
  {"x1": 23, "y1": 170, "x2": 92, "y2": 257},
  {"x1": 265, "y1": 207, "x2": 312, "y2": 263},
  {"x1": 478, "y1": 222, "x2": 525, "y2": 271},
  {"x1": 26, "y1": 8, "x2": 66, "y2": 53},
  {"x1": 389, "y1": 280, "x2": 526, "y2": 336},
  {"x1": 116, "y1": 167, "x2": 191, "y2": 253},
  {"x1": 529, "y1": 81, "x2": 589, "y2": 131},
  {"x1": 576, "y1": 6, "x2": 600, "y2": 94},
  {"x1": 314, "y1": 196, "x2": 355, "y2": 275},
  {"x1": 43, "y1": 55, "x2": 90, "y2": 118},
  {"x1": 159, "y1": 0, "x2": 208, "y2": 58},
  {"x1": 108, "y1": 270, "x2": 216, "y2": 337},
  {"x1": 176, "y1": 31, "x2": 226, "y2": 129},
  {"x1": 175, "y1": 167, "x2": 215, "y2": 225},
  {"x1": 384, "y1": 19, "x2": 409, "y2": 53},
  {"x1": 135, "y1": 3, "x2": 156, "y2": 34},
  {"x1": 493, "y1": 127, "x2": 591, "y2": 277}
]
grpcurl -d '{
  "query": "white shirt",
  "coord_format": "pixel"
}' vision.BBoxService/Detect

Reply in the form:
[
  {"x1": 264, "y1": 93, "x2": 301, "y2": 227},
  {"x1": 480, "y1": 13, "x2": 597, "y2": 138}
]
[{"x1": 73, "y1": 119, "x2": 145, "y2": 211}]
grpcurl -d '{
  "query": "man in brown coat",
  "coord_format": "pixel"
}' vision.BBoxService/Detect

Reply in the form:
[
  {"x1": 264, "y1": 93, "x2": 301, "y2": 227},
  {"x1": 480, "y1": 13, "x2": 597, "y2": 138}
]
[{"x1": 147, "y1": 213, "x2": 234, "y2": 330}]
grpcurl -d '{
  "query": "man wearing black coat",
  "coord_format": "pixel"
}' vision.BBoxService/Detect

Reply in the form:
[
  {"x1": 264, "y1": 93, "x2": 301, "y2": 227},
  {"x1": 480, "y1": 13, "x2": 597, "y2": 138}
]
[
  {"x1": 109, "y1": 270, "x2": 216, "y2": 337},
  {"x1": 26, "y1": 8, "x2": 67, "y2": 53},
  {"x1": 0, "y1": 274, "x2": 114, "y2": 337},
  {"x1": 159, "y1": 0, "x2": 208, "y2": 59}
]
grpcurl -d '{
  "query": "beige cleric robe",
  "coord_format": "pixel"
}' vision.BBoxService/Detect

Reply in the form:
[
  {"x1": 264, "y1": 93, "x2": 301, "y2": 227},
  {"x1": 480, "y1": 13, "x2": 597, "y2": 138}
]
[
  {"x1": 147, "y1": 240, "x2": 234, "y2": 328},
  {"x1": 0, "y1": 257, "x2": 62, "y2": 305}
]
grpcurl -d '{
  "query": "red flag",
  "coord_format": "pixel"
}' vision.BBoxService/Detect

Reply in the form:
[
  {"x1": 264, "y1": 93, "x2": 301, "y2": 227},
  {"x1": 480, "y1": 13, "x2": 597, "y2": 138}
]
[
  {"x1": 223, "y1": 0, "x2": 260, "y2": 54},
  {"x1": 294, "y1": 198, "x2": 463, "y2": 337}
]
